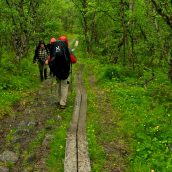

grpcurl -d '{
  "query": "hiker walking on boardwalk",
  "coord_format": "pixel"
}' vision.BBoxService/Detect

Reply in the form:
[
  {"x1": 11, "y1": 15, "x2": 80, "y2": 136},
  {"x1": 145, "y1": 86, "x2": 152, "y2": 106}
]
[
  {"x1": 49, "y1": 36, "x2": 77, "y2": 109},
  {"x1": 33, "y1": 40, "x2": 49, "y2": 82}
]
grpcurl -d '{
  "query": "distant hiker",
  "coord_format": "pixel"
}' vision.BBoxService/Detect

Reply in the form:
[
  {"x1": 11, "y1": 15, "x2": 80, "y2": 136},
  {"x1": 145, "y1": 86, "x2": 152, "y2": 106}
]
[
  {"x1": 49, "y1": 36, "x2": 77, "y2": 109},
  {"x1": 33, "y1": 40, "x2": 49, "y2": 81}
]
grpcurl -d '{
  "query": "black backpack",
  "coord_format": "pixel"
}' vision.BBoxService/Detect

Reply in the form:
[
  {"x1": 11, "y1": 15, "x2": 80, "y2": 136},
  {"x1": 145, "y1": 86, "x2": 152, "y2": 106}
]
[{"x1": 49, "y1": 40, "x2": 71, "y2": 80}]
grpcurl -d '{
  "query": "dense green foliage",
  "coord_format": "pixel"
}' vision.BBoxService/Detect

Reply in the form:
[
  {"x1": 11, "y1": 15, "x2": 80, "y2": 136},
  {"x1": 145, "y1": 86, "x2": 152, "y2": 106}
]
[
  {"x1": 0, "y1": 0, "x2": 172, "y2": 171},
  {"x1": 1, "y1": 0, "x2": 172, "y2": 68},
  {"x1": 0, "y1": 52, "x2": 39, "y2": 117},
  {"x1": 103, "y1": 70, "x2": 172, "y2": 171},
  {"x1": 83, "y1": 57, "x2": 172, "y2": 171}
]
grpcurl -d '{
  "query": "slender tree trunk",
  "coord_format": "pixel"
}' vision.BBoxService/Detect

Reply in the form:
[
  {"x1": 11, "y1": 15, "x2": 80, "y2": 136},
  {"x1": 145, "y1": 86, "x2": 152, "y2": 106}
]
[
  {"x1": 113, "y1": 36, "x2": 125, "y2": 64},
  {"x1": 130, "y1": 1, "x2": 135, "y2": 71},
  {"x1": 89, "y1": 12, "x2": 97, "y2": 52},
  {"x1": 151, "y1": 0, "x2": 172, "y2": 29},
  {"x1": 168, "y1": 59, "x2": 172, "y2": 82},
  {"x1": 121, "y1": 0, "x2": 126, "y2": 66},
  {"x1": 5, "y1": 0, "x2": 39, "y2": 61},
  {"x1": 81, "y1": 0, "x2": 90, "y2": 53}
]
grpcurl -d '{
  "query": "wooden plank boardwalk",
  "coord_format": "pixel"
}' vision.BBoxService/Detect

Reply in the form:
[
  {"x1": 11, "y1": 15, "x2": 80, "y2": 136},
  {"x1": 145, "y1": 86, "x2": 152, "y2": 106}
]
[{"x1": 64, "y1": 65, "x2": 91, "y2": 172}]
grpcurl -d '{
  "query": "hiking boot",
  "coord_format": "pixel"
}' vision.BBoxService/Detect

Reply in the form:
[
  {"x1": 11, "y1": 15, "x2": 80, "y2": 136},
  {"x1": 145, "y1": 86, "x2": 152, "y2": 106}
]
[
  {"x1": 44, "y1": 69, "x2": 47, "y2": 80},
  {"x1": 60, "y1": 105, "x2": 66, "y2": 109},
  {"x1": 40, "y1": 72, "x2": 44, "y2": 82},
  {"x1": 55, "y1": 102, "x2": 60, "y2": 106}
]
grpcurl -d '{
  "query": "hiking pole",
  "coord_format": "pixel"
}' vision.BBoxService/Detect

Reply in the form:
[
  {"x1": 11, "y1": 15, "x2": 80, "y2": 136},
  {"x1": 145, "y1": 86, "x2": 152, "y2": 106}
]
[
  {"x1": 70, "y1": 64, "x2": 73, "y2": 93},
  {"x1": 69, "y1": 64, "x2": 73, "y2": 94},
  {"x1": 51, "y1": 76, "x2": 53, "y2": 94}
]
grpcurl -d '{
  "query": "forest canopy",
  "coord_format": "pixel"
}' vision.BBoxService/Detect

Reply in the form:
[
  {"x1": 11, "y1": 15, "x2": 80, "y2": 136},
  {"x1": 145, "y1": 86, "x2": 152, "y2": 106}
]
[{"x1": 1, "y1": 0, "x2": 172, "y2": 80}]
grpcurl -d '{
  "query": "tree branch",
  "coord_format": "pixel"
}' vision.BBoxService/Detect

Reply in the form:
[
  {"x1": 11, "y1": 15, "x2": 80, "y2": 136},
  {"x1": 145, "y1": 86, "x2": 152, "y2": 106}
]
[{"x1": 151, "y1": 0, "x2": 172, "y2": 28}]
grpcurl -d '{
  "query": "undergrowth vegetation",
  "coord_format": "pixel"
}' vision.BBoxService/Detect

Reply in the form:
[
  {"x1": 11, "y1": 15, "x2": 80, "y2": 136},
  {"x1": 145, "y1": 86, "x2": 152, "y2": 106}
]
[
  {"x1": 0, "y1": 51, "x2": 39, "y2": 118},
  {"x1": 46, "y1": 100, "x2": 74, "y2": 172},
  {"x1": 0, "y1": 45, "x2": 171, "y2": 171},
  {"x1": 81, "y1": 56, "x2": 172, "y2": 172}
]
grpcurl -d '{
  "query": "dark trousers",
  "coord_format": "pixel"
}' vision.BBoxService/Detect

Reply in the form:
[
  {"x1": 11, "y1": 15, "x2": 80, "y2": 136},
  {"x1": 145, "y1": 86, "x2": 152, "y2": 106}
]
[{"x1": 38, "y1": 62, "x2": 47, "y2": 81}]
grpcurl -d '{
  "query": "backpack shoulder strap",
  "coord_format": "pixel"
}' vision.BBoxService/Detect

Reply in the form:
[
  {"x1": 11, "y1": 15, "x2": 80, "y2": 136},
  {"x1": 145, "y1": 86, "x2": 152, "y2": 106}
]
[{"x1": 61, "y1": 41, "x2": 71, "y2": 62}]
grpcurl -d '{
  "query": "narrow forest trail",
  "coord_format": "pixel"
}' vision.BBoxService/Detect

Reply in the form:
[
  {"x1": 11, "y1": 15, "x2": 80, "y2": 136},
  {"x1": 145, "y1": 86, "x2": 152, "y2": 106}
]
[
  {"x1": 85, "y1": 65, "x2": 128, "y2": 172},
  {"x1": 0, "y1": 77, "x2": 65, "y2": 171},
  {"x1": 0, "y1": 63, "x2": 92, "y2": 172},
  {"x1": 0, "y1": 62, "x2": 128, "y2": 172}
]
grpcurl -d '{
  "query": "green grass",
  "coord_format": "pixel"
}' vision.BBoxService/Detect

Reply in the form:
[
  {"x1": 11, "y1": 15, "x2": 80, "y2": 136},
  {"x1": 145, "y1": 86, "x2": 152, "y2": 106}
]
[
  {"x1": 103, "y1": 67, "x2": 171, "y2": 171},
  {"x1": 0, "y1": 52, "x2": 40, "y2": 118},
  {"x1": 1, "y1": 46, "x2": 171, "y2": 171},
  {"x1": 46, "y1": 122, "x2": 68, "y2": 172},
  {"x1": 101, "y1": 71, "x2": 172, "y2": 171},
  {"x1": 80, "y1": 56, "x2": 172, "y2": 172},
  {"x1": 87, "y1": 91, "x2": 106, "y2": 172},
  {"x1": 80, "y1": 56, "x2": 112, "y2": 171}
]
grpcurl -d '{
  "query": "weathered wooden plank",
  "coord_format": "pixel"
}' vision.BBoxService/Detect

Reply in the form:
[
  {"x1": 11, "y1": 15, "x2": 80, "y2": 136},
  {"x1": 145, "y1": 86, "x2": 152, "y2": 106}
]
[
  {"x1": 78, "y1": 91, "x2": 91, "y2": 172},
  {"x1": 64, "y1": 90, "x2": 81, "y2": 172},
  {"x1": 64, "y1": 65, "x2": 91, "y2": 172}
]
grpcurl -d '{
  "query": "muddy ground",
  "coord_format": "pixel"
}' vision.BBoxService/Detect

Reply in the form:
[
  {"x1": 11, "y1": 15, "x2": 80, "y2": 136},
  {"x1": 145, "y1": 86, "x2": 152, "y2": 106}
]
[
  {"x1": 0, "y1": 77, "x2": 63, "y2": 172},
  {"x1": 0, "y1": 66, "x2": 128, "y2": 172}
]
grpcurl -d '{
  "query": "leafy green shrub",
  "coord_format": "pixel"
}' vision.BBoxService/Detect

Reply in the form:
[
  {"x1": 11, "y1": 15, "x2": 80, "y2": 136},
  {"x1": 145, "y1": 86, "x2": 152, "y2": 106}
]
[
  {"x1": 103, "y1": 66, "x2": 122, "y2": 80},
  {"x1": 100, "y1": 65, "x2": 139, "y2": 82},
  {"x1": 0, "y1": 52, "x2": 39, "y2": 117},
  {"x1": 88, "y1": 58, "x2": 172, "y2": 171}
]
